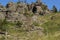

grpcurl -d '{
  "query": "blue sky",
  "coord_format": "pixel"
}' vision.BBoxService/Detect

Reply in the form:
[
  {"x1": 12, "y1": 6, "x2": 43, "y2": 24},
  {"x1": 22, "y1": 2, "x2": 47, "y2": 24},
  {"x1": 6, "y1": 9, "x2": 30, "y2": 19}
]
[{"x1": 0, "y1": 0, "x2": 60, "y2": 10}]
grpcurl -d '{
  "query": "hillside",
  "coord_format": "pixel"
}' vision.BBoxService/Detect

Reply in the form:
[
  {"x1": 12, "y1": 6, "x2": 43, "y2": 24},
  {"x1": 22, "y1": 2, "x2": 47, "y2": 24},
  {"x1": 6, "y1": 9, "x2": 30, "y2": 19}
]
[
  {"x1": 0, "y1": 12, "x2": 60, "y2": 40},
  {"x1": 0, "y1": 1, "x2": 60, "y2": 40}
]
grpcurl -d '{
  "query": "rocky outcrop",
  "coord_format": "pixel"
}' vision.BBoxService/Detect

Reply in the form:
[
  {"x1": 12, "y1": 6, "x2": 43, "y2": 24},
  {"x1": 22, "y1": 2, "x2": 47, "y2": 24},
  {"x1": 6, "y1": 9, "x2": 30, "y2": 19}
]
[{"x1": 0, "y1": 1, "x2": 50, "y2": 22}]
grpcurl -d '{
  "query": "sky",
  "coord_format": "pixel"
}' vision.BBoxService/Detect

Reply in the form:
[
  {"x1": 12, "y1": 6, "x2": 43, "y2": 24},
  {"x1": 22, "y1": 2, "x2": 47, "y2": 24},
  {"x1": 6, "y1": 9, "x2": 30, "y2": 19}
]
[{"x1": 0, "y1": 0, "x2": 60, "y2": 10}]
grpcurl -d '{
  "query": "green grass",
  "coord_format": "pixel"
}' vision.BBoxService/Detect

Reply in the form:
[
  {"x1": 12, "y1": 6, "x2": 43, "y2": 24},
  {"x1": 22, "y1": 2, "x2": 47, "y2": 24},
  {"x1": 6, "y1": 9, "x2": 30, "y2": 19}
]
[
  {"x1": 39, "y1": 13, "x2": 60, "y2": 40},
  {"x1": 7, "y1": 13, "x2": 60, "y2": 40},
  {"x1": 0, "y1": 13, "x2": 60, "y2": 40}
]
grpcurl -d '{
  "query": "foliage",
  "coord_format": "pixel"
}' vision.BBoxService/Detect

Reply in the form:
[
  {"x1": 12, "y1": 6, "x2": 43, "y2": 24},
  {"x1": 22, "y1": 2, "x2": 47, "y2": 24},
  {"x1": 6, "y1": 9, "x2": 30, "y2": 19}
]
[
  {"x1": 15, "y1": 21, "x2": 23, "y2": 28},
  {"x1": 52, "y1": 5, "x2": 57, "y2": 13}
]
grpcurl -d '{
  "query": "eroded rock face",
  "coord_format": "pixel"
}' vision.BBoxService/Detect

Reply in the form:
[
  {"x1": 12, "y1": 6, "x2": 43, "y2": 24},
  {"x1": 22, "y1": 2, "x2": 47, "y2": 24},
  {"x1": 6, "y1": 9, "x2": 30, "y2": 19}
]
[
  {"x1": 6, "y1": 12, "x2": 27, "y2": 22},
  {"x1": 5, "y1": 2, "x2": 28, "y2": 22},
  {"x1": 6, "y1": 12, "x2": 18, "y2": 21},
  {"x1": 0, "y1": 1, "x2": 50, "y2": 22}
]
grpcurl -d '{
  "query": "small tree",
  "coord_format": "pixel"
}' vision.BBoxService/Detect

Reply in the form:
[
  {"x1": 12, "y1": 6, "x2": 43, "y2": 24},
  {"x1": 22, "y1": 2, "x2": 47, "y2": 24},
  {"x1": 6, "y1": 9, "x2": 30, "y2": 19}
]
[{"x1": 52, "y1": 5, "x2": 57, "y2": 13}]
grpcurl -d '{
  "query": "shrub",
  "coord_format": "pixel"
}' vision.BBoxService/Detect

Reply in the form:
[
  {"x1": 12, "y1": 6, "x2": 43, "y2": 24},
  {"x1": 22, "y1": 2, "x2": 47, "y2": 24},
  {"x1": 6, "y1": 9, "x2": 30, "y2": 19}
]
[{"x1": 16, "y1": 21, "x2": 23, "y2": 28}]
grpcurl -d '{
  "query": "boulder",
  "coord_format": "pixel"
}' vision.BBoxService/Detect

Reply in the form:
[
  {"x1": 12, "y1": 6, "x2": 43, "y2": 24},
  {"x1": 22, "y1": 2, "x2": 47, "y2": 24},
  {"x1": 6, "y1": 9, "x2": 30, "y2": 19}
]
[{"x1": 6, "y1": 2, "x2": 16, "y2": 12}]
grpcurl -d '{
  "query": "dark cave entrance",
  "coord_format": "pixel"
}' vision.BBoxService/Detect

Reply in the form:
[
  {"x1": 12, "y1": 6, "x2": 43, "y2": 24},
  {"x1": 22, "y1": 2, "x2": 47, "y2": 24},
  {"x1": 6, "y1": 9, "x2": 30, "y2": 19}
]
[{"x1": 32, "y1": 6, "x2": 37, "y2": 13}]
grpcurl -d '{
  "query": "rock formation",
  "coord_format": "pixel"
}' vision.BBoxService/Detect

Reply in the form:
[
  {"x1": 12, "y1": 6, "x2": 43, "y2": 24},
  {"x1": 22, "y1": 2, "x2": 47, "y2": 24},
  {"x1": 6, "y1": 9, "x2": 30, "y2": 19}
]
[{"x1": 0, "y1": 1, "x2": 50, "y2": 22}]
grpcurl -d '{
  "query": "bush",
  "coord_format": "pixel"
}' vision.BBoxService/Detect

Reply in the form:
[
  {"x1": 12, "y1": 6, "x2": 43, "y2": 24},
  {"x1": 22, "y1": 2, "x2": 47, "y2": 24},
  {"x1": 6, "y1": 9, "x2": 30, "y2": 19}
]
[{"x1": 16, "y1": 21, "x2": 23, "y2": 28}]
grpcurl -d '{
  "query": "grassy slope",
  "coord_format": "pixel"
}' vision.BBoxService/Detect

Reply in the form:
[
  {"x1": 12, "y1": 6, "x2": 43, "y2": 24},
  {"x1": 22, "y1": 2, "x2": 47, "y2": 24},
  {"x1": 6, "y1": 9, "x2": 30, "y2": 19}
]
[
  {"x1": 0, "y1": 13, "x2": 60, "y2": 40},
  {"x1": 40, "y1": 13, "x2": 60, "y2": 40}
]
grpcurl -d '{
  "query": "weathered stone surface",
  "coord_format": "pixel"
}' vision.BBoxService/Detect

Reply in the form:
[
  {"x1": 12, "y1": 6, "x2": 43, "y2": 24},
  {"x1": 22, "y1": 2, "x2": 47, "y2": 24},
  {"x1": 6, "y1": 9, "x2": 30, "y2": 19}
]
[
  {"x1": 0, "y1": 1, "x2": 50, "y2": 22},
  {"x1": 6, "y1": 12, "x2": 27, "y2": 22}
]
